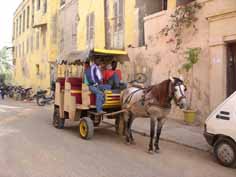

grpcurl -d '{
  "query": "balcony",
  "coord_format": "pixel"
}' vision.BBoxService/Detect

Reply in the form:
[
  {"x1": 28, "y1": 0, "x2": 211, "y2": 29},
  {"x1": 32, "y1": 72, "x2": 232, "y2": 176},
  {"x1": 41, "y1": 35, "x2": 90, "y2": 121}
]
[{"x1": 32, "y1": 9, "x2": 48, "y2": 28}]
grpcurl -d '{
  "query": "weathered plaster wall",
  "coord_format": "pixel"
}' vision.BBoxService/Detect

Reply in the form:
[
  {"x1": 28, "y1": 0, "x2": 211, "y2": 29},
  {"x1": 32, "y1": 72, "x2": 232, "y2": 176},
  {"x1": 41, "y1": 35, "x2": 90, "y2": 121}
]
[{"x1": 128, "y1": 0, "x2": 236, "y2": 123}]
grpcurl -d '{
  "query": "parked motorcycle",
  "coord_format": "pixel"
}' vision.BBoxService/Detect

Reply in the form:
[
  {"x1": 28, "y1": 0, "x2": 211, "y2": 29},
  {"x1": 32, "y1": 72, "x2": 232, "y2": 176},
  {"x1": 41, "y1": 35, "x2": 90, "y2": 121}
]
[{"x1": 36, "y1": 90, "x2": 54, "y2": 106}]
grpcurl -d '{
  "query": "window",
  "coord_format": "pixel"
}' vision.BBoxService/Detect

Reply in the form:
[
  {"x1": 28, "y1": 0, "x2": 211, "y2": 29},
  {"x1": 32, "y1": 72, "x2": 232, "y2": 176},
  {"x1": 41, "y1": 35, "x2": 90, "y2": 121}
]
[
  {"x1": 13, "y1": 22, "x2": 15, "y2": 40},
  {"x1": 86, "y1": 12, "x2": 95, "y2": 47},
  {"x1": 27, "y1": 6, "x2": 30, "y2": 29},
  {"x1": 19, "y1": 15, "x2": 22, "y2": 35},
  {"x1": 26, "y1": 38, "x2": 29, "y2": 54},
  {"x1": 32, "y1": 0, "x2": 35, "y2": 26},
  {"x1": 16, "y1": 19, "x2": 18, "y2": 37},
  {"x1": 37, "y1": 0, "x2": 40, "y2": 10},
  {"x1": 36, "y1": 64, "x2": 40, "y2": 75},
  {"x1": 31, "y1": 35, "x2": 34, "y2": 52},
  {"x1": 22, "y1": 42, "x2": 25, "y2": 56},
  {"x1": 138, "y1": 7, "x2": 145, "y2": 46},
  {"x1": 114, "y1": 0, "x2": 124, "y2": 33},
  {"x1": 36, "y1": 31, "x2": 40, "y2": 49},
  {"x1": 15, "y1": 46, "x2": 17, "y2": 58},
  {"x1": 19, "y1": 44, "x2": 21, "y2": 57},
  {"x1": 60, "y1": 0, "x2": 65, "y2": 6},
  {"x1": 23, "y1": 10, "x2": 26, "y2": 32},
  {"x1": 43, "y1": 0, "x2": 47, "y2": 14},
  {"x1": 177, "y1": 0, "x2": 195, "y2": 6},
  {"x1": 42, "y1": 28, "x2": 47, "y2": 47}
]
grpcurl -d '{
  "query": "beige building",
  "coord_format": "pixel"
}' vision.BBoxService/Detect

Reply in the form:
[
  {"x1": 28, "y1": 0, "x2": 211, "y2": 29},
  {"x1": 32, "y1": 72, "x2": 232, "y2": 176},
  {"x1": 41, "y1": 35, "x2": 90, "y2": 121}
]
[
  {"x1": 128, "y1": 0, "x2": 236, "y2": 123},
  {"x1": 12, "y1": 0, "x2": 60, "y2": 90}
]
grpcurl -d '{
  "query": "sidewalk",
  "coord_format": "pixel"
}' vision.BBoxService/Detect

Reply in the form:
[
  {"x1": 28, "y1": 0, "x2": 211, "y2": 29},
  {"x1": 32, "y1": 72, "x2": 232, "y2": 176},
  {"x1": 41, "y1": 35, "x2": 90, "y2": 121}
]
[{"x1": 104, "y1": 118, "x2": 211, "y2": 152}]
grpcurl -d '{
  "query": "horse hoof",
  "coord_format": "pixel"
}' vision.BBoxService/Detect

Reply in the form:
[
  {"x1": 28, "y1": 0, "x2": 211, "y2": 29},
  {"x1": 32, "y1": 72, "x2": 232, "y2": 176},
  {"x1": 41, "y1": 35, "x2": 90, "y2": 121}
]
[
  {"x1": 130, "y1": 141, "x2": 136, "y2": 145},
  {"x1": 125, "y1": 141, "x2": 131, "y2": 145},
  {"x1": 155, "y1": 149, "x2": 160, "y2": 153},
  {"x1": 148, "y1": 150, "x2": 154, "y2": 154}
]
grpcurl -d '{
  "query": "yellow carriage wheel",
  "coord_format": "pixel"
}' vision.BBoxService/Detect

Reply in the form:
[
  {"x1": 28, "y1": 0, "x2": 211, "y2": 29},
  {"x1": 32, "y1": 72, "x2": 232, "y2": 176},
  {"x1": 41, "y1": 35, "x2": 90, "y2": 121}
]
[{"x1": 78, "y1": 117, "x2": 94, "y2": 139}]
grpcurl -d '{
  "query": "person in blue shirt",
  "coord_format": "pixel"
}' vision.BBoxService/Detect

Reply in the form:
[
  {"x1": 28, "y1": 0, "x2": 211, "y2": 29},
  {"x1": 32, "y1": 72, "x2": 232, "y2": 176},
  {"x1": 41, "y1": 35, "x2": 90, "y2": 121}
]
[{"x1": 85, "y1": 59, "x2": 111, "y2": 113}]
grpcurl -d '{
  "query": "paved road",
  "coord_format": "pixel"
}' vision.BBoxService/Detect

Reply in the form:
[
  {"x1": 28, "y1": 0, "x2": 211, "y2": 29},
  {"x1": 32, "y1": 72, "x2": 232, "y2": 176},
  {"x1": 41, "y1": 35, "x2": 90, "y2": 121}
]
[{"x1": 0, "y1": 99, "x2": 235, "y2": 177}]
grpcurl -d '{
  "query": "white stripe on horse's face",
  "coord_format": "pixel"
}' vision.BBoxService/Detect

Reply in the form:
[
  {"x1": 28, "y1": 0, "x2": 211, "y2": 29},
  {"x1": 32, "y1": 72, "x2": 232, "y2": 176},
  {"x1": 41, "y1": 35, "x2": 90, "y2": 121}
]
[{"x1": 174, "y1": 84, "x2": 187, "y2": 109}]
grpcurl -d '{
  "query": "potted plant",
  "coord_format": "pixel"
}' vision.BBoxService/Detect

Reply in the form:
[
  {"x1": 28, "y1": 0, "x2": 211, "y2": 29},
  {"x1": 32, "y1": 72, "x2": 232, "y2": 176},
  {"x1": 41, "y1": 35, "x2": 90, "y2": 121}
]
[{"x1": 181, "y1": 47, "x2": 201, "y2": 124}]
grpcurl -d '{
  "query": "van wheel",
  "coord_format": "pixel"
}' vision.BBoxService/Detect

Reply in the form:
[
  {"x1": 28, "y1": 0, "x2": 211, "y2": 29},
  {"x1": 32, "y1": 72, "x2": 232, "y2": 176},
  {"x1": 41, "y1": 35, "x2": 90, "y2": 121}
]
[
  {"x1": 79, "y1": 117, "x2": 94, "y2": 139},
  {"x1": 214, "y1": 137, "x2": 236, "y2": 168}
]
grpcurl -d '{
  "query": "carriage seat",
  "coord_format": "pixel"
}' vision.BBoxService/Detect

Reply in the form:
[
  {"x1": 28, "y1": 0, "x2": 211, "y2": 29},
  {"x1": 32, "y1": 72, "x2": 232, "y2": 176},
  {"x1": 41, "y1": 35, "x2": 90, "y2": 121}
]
[
  {"x1": 56, "y1": 77, "x2": 66, "y2": 90},
  {"x1": 66, "y1": 77, "x2": 82, "y2": 104},
  {"x1": 90, "y1": 89, "x2": 121, "y2": 107}
]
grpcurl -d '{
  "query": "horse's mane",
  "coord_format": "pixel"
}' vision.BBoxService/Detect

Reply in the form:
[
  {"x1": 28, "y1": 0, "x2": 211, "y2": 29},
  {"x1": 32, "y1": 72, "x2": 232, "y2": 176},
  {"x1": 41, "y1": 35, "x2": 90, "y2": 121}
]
[{"x1": 149, "y1": 79, "x2": 173, "y2": 108}]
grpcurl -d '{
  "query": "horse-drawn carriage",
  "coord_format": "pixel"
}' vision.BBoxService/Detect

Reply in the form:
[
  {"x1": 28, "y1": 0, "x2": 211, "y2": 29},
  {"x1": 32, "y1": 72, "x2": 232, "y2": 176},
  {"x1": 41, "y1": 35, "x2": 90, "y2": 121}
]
[
  {"x1": 53, "y1": 48, "x2": 188, "y2": 153},
  {"x1": 53, "y1": 48, "x2": 143, "y2": 139}
]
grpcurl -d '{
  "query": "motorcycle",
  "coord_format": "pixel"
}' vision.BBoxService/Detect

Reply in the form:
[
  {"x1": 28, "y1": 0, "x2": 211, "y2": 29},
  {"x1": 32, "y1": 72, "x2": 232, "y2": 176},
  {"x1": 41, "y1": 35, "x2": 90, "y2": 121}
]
[{"x1": 36, "y1": 90, "x2": 54, "y2": 106}]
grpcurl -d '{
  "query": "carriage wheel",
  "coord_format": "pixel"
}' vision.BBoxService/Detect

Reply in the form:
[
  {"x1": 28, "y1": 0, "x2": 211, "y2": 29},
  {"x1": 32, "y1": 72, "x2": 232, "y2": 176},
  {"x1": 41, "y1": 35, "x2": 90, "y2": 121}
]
[
  {"x1": 79, "y1": 117, "x2": 94, "y2": 139},
  {"x1": 53, "y1": 107, "x2": 65, "y2": 129}
]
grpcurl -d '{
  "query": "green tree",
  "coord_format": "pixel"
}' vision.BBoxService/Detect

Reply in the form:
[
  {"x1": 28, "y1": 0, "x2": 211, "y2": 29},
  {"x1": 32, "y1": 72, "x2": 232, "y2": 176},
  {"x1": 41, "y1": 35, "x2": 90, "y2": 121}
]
[{"x1": 0, "y1": 47, "x2": 13, "y2": 83}]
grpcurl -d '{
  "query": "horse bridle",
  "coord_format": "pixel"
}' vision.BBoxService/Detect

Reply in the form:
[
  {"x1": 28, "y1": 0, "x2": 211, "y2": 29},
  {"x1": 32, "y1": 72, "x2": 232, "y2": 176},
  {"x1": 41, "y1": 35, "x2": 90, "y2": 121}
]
[{"x1": 171, "y1": 82, "x2": 186, "y2": 106}]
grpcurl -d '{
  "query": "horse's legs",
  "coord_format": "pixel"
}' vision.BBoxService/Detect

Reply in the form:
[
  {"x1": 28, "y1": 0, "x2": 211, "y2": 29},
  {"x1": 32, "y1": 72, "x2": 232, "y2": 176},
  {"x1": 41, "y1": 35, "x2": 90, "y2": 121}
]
[
  {"x1": 148, "y1": 118, "x2": 156, "y2": 153},
  {"x1": 124, "y1": 111, "x2": 131, "y2": 143},
  {"x1": 154, "y1": 118, "x2": 166, "y2": 153},
  {"x1": 128, "y1": 115, "x2": 135, "y2": 144}
]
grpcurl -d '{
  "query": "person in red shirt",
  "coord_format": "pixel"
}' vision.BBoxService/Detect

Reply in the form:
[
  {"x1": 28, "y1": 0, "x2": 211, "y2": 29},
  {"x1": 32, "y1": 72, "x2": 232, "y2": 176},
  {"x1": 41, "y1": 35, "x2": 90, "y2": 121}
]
[{"x1": 103, "y1": 61, "x2": 126, "y2": 89}]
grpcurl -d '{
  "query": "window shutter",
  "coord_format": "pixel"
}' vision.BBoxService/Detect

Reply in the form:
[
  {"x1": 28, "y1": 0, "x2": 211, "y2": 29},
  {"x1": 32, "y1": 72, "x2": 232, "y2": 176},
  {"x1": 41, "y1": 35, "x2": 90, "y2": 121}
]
[
  {"x1": 114, "y1": 2, "x2": 118, "y2": 32},
  {"x1": 118, "y1": 0, "x2": 123, "y2": 31}
]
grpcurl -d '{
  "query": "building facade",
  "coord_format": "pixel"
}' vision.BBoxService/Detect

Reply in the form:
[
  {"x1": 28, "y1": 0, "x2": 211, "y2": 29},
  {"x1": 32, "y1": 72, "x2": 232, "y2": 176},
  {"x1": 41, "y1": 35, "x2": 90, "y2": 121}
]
[
  {"x1": 128, "y1": 0, "x2": 236, "y2": 122},
  {"x1": 13, "y1": 0, "x2": 236, "y2": 122},
  {"x1": 12, "y1": 0, "x2": 60, "y2": 90}
]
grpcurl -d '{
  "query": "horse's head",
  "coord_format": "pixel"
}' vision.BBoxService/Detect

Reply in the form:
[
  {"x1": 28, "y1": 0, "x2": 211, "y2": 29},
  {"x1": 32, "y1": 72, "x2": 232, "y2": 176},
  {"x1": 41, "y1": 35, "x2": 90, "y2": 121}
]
[{"x1": 169, "y1": 77, "x2": 187, "y2": 109}]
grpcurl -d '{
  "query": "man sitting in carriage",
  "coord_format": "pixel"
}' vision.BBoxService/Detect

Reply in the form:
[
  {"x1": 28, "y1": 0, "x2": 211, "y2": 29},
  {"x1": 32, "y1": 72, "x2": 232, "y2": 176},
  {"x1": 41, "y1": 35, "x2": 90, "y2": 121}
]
[
  {"x1": 85, "y1": 59, "x2": 111, "y2": 113},
  {"x1": 103, "y1": 61, "x2": 126, "y2": 90}
]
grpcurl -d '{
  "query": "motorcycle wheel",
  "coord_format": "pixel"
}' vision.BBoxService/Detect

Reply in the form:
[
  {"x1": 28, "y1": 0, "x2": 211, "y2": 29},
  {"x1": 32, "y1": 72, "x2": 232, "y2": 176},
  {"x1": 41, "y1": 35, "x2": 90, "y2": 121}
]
[{"x1": 37, "y1": 97, "x2": 46, "y2": 106}]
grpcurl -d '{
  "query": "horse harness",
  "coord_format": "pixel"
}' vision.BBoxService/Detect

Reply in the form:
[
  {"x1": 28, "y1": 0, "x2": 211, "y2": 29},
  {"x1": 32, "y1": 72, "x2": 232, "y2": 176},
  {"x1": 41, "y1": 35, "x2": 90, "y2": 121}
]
[{"x1": 123, "y1": 81, "x2": 174, "y2": 110}]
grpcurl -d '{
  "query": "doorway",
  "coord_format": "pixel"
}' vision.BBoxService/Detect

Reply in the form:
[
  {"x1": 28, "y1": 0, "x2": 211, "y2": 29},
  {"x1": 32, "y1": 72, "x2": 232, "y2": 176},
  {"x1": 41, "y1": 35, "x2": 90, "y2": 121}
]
[{"x1": 227, "y1": 43, "x2": 236, "y2": 97}]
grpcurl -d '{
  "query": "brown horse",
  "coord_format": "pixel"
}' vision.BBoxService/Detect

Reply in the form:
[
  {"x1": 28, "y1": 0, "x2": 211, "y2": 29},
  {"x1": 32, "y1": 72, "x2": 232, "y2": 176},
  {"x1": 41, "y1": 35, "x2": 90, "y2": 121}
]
[{"x1": 121, "y1": 77, "x2": 187, "y2": 153}]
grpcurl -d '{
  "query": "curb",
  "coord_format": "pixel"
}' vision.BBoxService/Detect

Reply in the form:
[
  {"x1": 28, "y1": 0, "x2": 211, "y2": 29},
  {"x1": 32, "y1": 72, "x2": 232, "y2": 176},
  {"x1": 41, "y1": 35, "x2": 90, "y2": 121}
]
[{"x1": 103, "y1": 121, "x2": 210, "y2": 152}]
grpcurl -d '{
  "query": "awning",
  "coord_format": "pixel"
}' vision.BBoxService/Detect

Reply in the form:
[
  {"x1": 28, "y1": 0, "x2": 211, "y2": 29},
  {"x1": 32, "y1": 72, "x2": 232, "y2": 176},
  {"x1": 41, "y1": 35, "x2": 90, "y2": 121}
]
[{"x1": 57, "y1": 48, "x2": 129, "y2": 64}]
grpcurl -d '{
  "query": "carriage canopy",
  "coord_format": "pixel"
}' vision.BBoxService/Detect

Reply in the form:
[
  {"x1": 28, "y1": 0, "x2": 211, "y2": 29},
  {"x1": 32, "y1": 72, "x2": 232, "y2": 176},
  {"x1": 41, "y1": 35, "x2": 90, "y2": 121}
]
[{"x1": 57, "y1": 48, "x2": 129, "y2": 65}]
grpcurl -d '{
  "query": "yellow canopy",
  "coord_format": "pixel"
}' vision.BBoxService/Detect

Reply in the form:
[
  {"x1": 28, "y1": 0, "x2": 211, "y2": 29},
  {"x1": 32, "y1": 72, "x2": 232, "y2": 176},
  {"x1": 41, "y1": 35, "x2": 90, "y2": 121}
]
[
  {"x1": 57, "y1": 48, "x2": 129, "y2": 64},
  {"x1": 93, "y1": 48, "x2": 128, "y2": 55}
]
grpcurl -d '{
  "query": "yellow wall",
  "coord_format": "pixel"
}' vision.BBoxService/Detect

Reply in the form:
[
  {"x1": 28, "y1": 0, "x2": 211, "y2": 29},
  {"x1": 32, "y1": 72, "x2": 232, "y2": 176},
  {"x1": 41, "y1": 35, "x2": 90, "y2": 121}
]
[
  {"x1": 13, "y1": 0, "x2": 60, "y2": 90},
  {"x1": 77, "y1": 0, "x2": 106, "y2": 51},
  {"x1": 77, "y1": 0, "x2": 177, "y2": 51},
  {"x1": 13, "y1": 0, "x2": 178, "y2": 89}
]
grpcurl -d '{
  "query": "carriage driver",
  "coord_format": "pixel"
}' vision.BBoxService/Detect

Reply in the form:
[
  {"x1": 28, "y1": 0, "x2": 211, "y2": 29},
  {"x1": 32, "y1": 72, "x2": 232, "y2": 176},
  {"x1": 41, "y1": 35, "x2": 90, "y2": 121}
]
[{"x1": 85, "y1": 58, "x2": 111, "y2": 113}]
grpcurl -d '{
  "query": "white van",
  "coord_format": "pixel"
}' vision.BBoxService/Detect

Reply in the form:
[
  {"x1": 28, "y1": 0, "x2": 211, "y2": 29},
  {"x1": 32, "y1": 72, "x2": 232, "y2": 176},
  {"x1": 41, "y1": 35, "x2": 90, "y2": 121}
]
[{"x1": 204, "y1": 92, "x2": 236, "y2": 168}]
